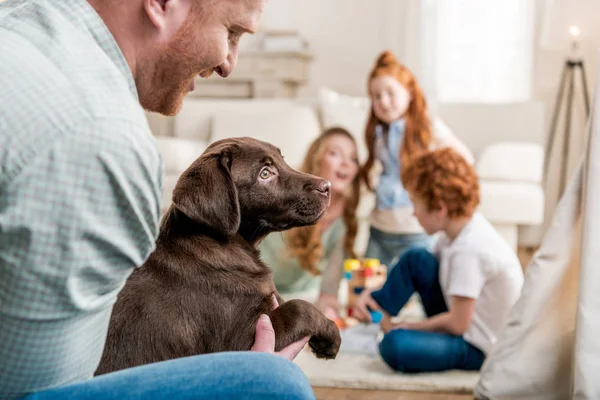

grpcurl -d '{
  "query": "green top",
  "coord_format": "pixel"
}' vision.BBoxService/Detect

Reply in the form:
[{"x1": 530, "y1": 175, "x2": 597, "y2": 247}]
[{"x1": 260, "y1": 218, "x2": 347, "y2": 296}]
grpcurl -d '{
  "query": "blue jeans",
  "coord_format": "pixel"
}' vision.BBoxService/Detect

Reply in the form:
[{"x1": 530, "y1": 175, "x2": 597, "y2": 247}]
[
  {"x1": 371, "y1": 248, "x2": 485, "y2": 373},
  {"x1": 22, "y1": 352, "x2": 315, "y2": 400},
  {"x1": 364, "y1": 227, "x2": 431, "y2": 270}
]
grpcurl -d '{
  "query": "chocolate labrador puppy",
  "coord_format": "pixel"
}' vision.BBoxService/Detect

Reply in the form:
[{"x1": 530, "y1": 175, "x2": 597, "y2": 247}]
[{"x1": 95, "y1": 137, "x2": 341, "y2": 375}]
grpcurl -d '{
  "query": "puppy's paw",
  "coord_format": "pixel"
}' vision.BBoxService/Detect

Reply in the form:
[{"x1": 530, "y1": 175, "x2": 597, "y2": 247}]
[{"x1": 308, "y1": 320, "x2": 341, "y2": 359}]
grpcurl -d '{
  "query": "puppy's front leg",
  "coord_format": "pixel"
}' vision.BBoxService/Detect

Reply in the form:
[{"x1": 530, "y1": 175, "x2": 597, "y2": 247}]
[
  {"x1": 274, "y1": 292, "x2": 285, "y2": 307},
  {"x1": 268, "y1": 299, "x2": 341, "y2": 359}
]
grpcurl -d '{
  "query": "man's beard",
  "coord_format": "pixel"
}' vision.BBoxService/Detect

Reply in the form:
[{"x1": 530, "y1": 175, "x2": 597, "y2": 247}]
[
  {"x1": 139, "y1": 12, "x2": 201, "y2": 116},
  {"x1": 141, "y1": 67, "x2": 194, "y2": 116}
]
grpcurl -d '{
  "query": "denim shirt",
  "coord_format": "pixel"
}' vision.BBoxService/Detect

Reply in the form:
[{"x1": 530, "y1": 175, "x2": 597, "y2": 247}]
[{"x1": 374, "y1": 119, "x2": 413, "y2": 210}]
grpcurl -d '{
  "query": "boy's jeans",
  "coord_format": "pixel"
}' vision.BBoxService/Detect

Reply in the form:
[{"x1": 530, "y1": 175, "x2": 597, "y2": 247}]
[
  {"x1": 364, "y1": 227, "x2": 431, "y2": 270},
  {"x1": 371, "y1": 247, "x2": 485, "y2": 373},
  {"x1": 23, "y1": 352, "x2": 315, "y2": 400}
]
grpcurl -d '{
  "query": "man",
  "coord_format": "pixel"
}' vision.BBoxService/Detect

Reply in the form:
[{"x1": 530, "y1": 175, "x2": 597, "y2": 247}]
[{"x1": 0, "y1": 0, "x2": 314, "y2": 398}]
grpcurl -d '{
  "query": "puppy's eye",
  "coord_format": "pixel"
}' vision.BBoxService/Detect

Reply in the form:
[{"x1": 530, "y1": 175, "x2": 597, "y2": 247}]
[{"x1": 260, "y1": 168, "x2": 272, "y2": 179}]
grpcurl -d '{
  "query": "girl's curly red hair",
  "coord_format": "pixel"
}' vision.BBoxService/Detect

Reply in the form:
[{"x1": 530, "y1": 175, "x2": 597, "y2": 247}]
[
  {"x1": 361, "y1": 50, "x2": 434, "y2": 190},
  {"x1": 401, "y1": 148, "x2": 480, "y2": 218}
]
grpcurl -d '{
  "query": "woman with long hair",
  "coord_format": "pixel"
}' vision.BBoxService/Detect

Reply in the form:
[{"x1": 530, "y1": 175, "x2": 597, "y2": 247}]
[{"x1": 260, "y1": 127, "x2": 361, "y2": 320}]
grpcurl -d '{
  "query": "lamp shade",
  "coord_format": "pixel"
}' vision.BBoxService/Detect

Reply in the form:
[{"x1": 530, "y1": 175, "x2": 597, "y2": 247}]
[{"x1": 541, "y1": 0, "x2": 600, "y2": 50}]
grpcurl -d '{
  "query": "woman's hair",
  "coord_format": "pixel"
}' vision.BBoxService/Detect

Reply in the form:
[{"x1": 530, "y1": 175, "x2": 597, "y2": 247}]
[
  {"x1": 284, "y1": 127, "x2": 360, "y2": 275},
  {"x1": 401, "y1": 148, "x2": 480, "y2": 218},
  {"x1": 361, "y1": 50, "x2": 434, "y2": 190}
]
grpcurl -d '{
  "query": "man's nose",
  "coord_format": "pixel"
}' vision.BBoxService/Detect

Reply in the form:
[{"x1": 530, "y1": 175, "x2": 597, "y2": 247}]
[{"x1": 214, "y1": 49, "x2": 239, "y2": 78}]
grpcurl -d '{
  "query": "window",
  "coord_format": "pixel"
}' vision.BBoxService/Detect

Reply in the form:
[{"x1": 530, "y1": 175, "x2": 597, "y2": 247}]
[{"x1": 421, "y1": 0, "x2": 535, "y2": 103}]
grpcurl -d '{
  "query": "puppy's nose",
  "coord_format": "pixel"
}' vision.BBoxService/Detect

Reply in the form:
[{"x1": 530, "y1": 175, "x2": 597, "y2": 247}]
[{"x1": 315, "y1": 179, "x2": 331, "y2": 196}]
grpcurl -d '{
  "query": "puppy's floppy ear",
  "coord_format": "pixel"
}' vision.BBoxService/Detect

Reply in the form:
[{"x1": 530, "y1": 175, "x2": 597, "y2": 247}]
[{"x1": 172, "y1": 150, "x2": 240, "y2": 238}]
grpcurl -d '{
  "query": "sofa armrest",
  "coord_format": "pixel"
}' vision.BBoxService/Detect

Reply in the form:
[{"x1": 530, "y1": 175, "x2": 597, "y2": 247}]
[{"x1": 476, "y1": 142, "x2": 544, "y2": 183}]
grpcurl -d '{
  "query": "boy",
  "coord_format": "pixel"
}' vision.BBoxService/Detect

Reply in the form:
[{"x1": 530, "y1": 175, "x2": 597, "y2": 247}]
[{"x1": 354, "y1": 148, "x2": 524, "y2": 373}]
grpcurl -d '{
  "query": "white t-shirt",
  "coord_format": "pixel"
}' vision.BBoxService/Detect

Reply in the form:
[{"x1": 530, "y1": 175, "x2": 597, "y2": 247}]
[{"x1": 433, "y1": 212, "x2": 524, "y2": 354}]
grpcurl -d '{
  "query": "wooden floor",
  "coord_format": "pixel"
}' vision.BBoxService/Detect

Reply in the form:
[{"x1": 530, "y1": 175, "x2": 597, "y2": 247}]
[
  {"x1": 310, "y1": 248, "x2": 538, "y2": 400},
  {"x1": 313, "y1": 387, "x2": 472, "y2": 399}
]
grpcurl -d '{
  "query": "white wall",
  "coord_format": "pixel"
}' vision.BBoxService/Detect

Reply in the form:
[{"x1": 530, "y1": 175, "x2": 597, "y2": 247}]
[
  {"x1": 244, "y1": 0, "x2": 600, "y2": 245},
  {"x1": 260, "y1": 0, "x2": 412, "y2": 97}
]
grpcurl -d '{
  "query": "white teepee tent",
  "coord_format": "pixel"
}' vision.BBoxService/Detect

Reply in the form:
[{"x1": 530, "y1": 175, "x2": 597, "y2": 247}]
[{"x1": 475, "y1": 57, "x2": 600, "y2": 399}]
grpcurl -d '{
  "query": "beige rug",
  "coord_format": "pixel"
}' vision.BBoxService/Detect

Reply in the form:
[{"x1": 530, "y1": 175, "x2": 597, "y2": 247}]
[
  {"x1": 294, "y1": 349, "x2": 479, "y2": 393},
  {"x1": 290, "y1": 293, "x2": 479, "y2": 393}
]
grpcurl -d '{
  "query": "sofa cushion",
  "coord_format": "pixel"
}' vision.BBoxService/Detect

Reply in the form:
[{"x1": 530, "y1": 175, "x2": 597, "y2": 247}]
[
  {"x1": 318, "y1": 87, "x2": 371, "y2": 162},
  {"x1": 174, "y1": 99, "x2": 297, "y2": 142},
  {"x1": 477, "y1": 142, "x2": 544, "y2": 183},
  {"x1": 160, "y1": 174, "x2": 179, "y2": 213},
  {"x1": 154, "y1": 136, "x2": 208, "y2": 174},
  {"x1": 211, "y1": 104, "x2": 322, "y2": 169},
  {"x1": 436, "y1": 102, "x2": 546, "y2": 158},
  {"x1": 479, "y1": 181, "x2": 544, "y2": 225}
]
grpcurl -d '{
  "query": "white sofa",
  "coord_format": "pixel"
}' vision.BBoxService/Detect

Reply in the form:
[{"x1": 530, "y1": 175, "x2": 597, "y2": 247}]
[{"x1": 148, "y1": 89, "x2": 546, "y2": 254}]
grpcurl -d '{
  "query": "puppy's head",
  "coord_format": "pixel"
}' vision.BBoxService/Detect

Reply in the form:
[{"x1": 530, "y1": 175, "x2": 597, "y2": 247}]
[{"x1": 171, "y1": 137, "x2": 330, "y2": 244}]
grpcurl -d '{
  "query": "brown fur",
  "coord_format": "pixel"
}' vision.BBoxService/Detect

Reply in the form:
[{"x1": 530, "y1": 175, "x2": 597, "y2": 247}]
[{"x1": 95, "y1": 137, "x2": 341, "y2": 375}]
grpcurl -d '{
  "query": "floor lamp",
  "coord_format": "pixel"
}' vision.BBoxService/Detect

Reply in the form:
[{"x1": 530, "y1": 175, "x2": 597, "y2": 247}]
[{"x1": 543, "y1": 26, "x2": 591, "y2": 197}]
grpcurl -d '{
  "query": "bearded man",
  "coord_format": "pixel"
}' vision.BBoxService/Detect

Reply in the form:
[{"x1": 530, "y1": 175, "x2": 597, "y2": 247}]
[{"x1": 0, "y1": 0, "x2": 314, "y2": 398}]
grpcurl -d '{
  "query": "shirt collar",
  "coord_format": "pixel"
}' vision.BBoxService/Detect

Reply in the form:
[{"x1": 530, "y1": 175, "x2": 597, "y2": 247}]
[
  {"x1": 52, "y1": 0, "x2": 139, "y2": 100},
  {"x1": 448, "y1": 212, "x2": 481, "y2": 247}
]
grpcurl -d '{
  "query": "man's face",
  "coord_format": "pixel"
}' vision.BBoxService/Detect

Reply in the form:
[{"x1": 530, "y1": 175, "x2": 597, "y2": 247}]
[{"x1": 141, "y1": 0, "x2": 265, "y2": 116}]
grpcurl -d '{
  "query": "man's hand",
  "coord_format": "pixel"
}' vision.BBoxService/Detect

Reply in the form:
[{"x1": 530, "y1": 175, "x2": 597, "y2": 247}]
[
  {"x1": 251, "y1": 295, "x2": 309, "y2": 361},
  {"x1": 353, "y1": 288, "x2": 381, "y2": 322}
]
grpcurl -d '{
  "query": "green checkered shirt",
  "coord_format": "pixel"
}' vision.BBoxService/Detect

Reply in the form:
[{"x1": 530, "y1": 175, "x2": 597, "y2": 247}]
[{"x1": 0, "y1": 0, "x2": 163, "y2": 397}]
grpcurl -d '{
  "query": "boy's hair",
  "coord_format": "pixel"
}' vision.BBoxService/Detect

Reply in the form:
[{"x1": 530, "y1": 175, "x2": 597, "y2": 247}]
[{"x1": 401, "y1": 148, "x2": 480, "y2": 218}]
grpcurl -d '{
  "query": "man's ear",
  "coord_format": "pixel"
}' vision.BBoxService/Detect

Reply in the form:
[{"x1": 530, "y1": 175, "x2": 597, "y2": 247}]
[
  {"x1": 172, "y1": 150, "x2": 241, "y2": 239},
  {"x1": 142, "y1": 0, "x2": 191, "y2": 38}
]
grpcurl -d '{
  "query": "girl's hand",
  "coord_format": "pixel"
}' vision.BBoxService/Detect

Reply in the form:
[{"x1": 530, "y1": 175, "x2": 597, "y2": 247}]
[
  {"x1": 322, "y1": 307, "x2": 339, "y2": 321},
  {"x1": 353, "y1": 288, "x2": 381, "y2": 322},
  {"x1": 316, "y1": 293, "x2": 340, "y2": 321}
]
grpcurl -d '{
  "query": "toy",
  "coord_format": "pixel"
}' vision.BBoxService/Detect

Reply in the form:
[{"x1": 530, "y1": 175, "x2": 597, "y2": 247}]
[
  {"x1": 343, "y1": 258, "x2": 387, "y2": 323},
  {"x1": 369, "y1": 308, "x2": 383, "y2": 323},
  {"x1": 333, "y1": 316, "x2": 346, "y2": 329}
]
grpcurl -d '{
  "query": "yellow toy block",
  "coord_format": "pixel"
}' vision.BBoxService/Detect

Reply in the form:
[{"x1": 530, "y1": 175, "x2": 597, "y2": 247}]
[{"x1": 344, "y1": 258, "x2": 387, "y2": 314}]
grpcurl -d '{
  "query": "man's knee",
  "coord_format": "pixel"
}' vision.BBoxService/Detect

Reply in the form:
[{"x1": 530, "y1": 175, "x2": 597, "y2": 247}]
[{"x1": 248, "y1": 353, "x2": 315, "y2": 399}]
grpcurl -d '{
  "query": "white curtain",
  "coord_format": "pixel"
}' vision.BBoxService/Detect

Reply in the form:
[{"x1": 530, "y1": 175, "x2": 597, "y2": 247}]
[
  {"x1": 475, "y1": 51, "x2": 600, "y2": 400},
  {"x1": 417, "y1": 0, "x2": 536, "y2": 103}
]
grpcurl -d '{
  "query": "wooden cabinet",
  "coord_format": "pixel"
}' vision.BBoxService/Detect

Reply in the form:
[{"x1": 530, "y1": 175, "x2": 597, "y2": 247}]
[
  {"x1": 147, "y1": 49, "x2": 313, "y2": 137},
  {"x1": 190, "y1": 50, "x2": 313, "y2": 99}
]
